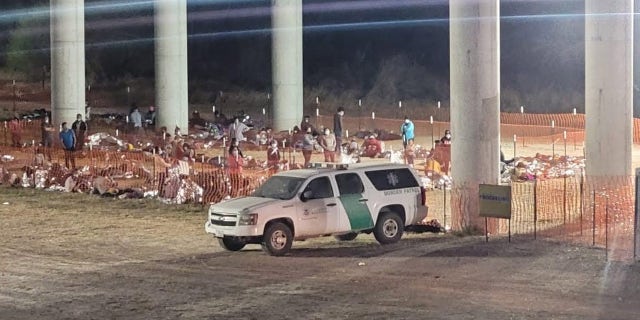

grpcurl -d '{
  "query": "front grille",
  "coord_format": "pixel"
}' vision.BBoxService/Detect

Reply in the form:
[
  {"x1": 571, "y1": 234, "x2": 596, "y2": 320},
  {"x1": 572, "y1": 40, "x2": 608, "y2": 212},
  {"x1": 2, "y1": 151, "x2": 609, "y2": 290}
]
[
  {"x1": 210, "y1": 213, "x2": 237, "y2": 227},
  {"x1": 211, "y1": 219, "x2": 236, "y2": 227}
]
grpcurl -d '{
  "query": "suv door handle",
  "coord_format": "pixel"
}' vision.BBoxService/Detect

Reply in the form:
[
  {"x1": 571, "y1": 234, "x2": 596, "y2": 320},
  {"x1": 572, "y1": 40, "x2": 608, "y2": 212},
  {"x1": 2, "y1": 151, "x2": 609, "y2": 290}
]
[
  {"x1": 326, "y1": 203, "x2": 337, "y2": 207},
  {"x1": 359, "y1": 199, "x2": 368, "y2": 202}
]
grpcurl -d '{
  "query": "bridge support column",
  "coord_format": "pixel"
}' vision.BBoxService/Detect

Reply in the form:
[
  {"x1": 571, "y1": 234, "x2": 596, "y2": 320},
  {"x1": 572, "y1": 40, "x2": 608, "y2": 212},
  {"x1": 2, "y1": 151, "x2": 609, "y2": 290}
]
[
  {"x1": 585, "y1": 0, "x2": 633, "y2": 178},
  {"x1": 449, "y1": 0, "x2": 501, "y2": 231},
  {"x1": 155, "y1": 0, "x2": 189, "y2": 133},
  {"x1": 50, "y1": 0, "x2": 85, "y2": 126},
  {"x1": 272, "y1": 0, "x2": 303, "y2": 131}
]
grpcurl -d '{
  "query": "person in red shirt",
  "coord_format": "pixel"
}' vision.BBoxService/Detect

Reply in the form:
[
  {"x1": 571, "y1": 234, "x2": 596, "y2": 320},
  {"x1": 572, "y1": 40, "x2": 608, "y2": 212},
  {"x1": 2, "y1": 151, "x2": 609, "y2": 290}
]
[
  {"x1": 227, "y1": 146, "x2": 244, "y2": 175},
  {"x1": 362, "y1": 135, "x2": 382, "y2": 158}
]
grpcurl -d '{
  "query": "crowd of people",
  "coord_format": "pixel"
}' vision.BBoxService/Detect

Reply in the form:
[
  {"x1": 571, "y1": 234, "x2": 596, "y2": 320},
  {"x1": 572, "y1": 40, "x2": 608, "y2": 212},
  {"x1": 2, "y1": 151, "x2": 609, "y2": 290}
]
[{"x1": 4, "y1": 103, "x2": 457, "y2": 178}]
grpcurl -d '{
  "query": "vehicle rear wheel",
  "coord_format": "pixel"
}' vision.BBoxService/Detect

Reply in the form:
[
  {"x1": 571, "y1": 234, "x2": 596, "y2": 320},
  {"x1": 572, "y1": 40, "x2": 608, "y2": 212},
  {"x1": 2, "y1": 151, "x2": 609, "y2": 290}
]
[
  {"x1": 218, "y1": 237, "x2": 246, "y2": 251},
  {"x1": 373, "y1": 212, "x2": 404, "y2": 245},
  {"x1": 334, "y1": 232, "x2": 358, "y2": 241},
  {"x1": 261, "y1": 222, "x2": 293, "y2": 256}
]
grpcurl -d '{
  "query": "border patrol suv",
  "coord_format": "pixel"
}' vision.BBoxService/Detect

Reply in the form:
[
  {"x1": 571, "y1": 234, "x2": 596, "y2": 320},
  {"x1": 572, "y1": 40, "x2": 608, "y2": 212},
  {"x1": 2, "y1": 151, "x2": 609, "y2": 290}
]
[{"x1": 205, "y1": 163, "x2": 428, "y2": 256}]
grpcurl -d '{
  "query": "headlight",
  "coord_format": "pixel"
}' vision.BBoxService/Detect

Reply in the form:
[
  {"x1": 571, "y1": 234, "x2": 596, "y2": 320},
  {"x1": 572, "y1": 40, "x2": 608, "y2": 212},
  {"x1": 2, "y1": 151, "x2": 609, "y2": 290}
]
[{"x1": 238, "y1": 213, "x2": 258, "y2": 226}]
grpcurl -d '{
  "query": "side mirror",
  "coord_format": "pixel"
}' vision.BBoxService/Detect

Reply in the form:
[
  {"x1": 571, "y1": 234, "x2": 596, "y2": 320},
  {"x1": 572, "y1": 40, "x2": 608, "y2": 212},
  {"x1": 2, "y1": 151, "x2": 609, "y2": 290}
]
[{"x1": 301, "y1": 190, "x2": 313, "y2": 202}]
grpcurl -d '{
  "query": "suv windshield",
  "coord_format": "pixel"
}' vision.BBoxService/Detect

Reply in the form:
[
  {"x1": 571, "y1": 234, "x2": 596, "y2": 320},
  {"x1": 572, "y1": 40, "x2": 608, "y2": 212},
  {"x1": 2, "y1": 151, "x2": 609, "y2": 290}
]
[{"x1": 252, "y1": 176, "x2": 305, "y2": 200}]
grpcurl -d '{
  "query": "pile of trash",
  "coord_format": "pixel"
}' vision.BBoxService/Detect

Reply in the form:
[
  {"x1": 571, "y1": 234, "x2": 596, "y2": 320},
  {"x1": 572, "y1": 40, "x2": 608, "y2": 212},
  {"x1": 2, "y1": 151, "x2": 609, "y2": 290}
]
[
  {"x1": 502, "y1": 153, "x2": 585, "y2": 183},
  {"x1": 0, "y1": 162, "x2": 205, "y2": 205}
]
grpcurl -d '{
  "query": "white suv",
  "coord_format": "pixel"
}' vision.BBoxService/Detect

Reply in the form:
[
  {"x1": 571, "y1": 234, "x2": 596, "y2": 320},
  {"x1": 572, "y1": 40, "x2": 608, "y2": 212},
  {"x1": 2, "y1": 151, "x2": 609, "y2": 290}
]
[{"x1": 205, "y1": 163, "x2": 428, "y2": 256}]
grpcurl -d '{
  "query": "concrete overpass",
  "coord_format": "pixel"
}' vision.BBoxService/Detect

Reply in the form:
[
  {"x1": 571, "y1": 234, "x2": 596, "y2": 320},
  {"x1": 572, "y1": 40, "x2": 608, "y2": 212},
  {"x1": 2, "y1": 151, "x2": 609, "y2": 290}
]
[{"x1": 49, "y1": 0, "x2": 633, "y2": 230}]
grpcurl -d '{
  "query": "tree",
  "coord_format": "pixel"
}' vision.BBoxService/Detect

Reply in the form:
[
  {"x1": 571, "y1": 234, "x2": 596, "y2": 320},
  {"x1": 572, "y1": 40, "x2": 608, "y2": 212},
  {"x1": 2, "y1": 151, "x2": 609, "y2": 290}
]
[{"x1": 6, "y1": 13, "x2": 50, "y2": 80}]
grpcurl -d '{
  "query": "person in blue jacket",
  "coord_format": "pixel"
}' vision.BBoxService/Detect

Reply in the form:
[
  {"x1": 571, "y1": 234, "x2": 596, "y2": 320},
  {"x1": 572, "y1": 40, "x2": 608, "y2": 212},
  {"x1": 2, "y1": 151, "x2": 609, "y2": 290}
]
[
  {"x1": 59, "y1": 122, "x2": 76, "y2": 169},
  {"x1": 400, "y1": 116, "x2": 415, "y2": 148}
]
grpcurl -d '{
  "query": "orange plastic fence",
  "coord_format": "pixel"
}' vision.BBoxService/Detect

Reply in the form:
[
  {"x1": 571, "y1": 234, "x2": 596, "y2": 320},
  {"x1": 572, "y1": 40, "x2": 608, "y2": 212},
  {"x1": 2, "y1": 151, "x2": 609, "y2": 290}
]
[{"x1": 317, "y1": 112, "x2": 640, "y2": 144}]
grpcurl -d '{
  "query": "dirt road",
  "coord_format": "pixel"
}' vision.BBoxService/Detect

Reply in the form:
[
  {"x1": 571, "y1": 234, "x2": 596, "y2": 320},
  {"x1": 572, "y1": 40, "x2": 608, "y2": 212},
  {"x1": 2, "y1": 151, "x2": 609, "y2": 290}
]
[{"x1": 1, "y1": 188, "x2": 639, "y2": 320}]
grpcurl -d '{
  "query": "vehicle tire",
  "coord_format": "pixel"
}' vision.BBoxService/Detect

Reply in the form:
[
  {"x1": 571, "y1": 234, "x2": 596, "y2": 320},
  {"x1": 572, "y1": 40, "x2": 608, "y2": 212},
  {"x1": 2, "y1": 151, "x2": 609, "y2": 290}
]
[
  {"x1": 218, "y1": 237, "x2": 246, "y2": 251},
  {"x1": 334, "y1": 233, "x2": 358, "y2": 241},
  {"x1": 261, "y1": 222, "x2": 293, "y2": 256},
  {"x1": 373, "y1": 212, "x2": 404, "y2": 245}
]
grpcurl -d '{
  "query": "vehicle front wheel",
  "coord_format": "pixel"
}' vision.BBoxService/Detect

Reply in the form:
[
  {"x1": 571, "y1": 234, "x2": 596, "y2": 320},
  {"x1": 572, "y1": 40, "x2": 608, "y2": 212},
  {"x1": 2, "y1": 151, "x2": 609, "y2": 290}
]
[
  {"x1": 334, "y1": 232, "x2": 358, "y2": 241},
  {"x1": 261, "y1": 222, "x2": 293, "y2": 256},
  {"x1": 218, "y1": 237, "x2": 246, "y2": 251},
  {"x1": 373, "y1": 212, "x2": 404, "y2": 245}
]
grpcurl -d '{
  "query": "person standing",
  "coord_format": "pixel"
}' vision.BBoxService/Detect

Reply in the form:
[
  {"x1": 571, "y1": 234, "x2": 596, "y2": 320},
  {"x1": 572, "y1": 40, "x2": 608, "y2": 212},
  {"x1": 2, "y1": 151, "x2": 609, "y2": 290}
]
[
  {"x1": 333, "y1": 107, "x2": 344, "y2": 155},
  {"x1": 300, "y1": 115, "x2": 314, "y2": 133},
  {"x1": 405, "y1": 139, "x2": 416, "y2": 167},
  {"x1": 400, "y1": 116, "x2": 415, "y2": 149},
  {"x1": 71, "y1": 113, "x2": 87, "y2": 151},
  {"x1": 229, "y1": 117, "x2": 250, "y2": 141},
  {"x1": 440, "y1": 129, "x2": 452, "y2": 145},
  {"x1": 145, "y1": 105, "x2": 156, "y2": 126},
  {"x1": 8, "y1": 115, "x2": 22, "y2": 147},
  {"x1": 227, "y1": 146, "x2": 245, "y2": 175},
  {"x1": 301, "y1": 127, "x2": 316, "y2": 167},
  {"x1": 59, "y1": 122, "x2": 76, "y2": 169},
  {"x1": 318, "y1": 128, "x2": 336, "y2": 162},
  {"x1": 130, "y1": 107, "x2": 143, "y2": 133},
  {"x1": 266, "y1": 140, "x2": 281, "y2": 174},
  {"x1": 41, "y1": 116, "x2": 55, "y2": 161},
  {"x1": 228, "y1": 138, "x2": 245, "y2": 158}
]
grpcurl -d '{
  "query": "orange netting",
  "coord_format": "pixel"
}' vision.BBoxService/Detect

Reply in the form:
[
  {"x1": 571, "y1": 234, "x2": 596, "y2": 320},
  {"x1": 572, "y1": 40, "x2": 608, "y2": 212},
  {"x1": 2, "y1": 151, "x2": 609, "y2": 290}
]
[{"x1": 2, "y1": 112, "x2": 638, "y2": 260}]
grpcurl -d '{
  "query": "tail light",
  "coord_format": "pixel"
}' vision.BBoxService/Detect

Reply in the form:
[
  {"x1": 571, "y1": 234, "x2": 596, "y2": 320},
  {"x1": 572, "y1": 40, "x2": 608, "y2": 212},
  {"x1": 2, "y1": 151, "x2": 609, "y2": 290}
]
[{"x1": 420, "y1": 186, "x2": 426, "y2": 206}]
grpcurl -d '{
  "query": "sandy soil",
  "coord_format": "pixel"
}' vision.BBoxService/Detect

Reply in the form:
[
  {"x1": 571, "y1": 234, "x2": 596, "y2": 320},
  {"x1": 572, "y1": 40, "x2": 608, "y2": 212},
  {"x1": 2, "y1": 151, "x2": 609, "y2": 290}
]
[
  {"x1": 1, "y1": 187, "x2": 639, "y2": 320},
  {"x1": 2, "y1": 86, "x2": 640, "y2": 319}
]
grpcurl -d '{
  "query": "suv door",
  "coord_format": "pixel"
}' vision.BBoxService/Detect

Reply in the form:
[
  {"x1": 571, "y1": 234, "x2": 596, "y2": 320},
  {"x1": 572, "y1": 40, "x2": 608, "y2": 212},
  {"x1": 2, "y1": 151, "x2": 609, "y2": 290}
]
[
  {"x1": 296, "y1": 176, "x2": 339, "y2": 237},
  {"x1": 335, "y1": 172, "x2": 375, "y2": 231}
]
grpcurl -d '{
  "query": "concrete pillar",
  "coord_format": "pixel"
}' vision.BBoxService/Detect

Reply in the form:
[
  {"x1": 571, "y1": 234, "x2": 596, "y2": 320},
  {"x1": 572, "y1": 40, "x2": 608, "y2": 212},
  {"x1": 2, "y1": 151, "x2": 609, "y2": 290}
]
[
  {"x1": 449, "y1": 1, "x2": 501, "y2": 230},
  {"x1": 50, "y1": 0, "x2": 85, "y2": 126},
  {"x1": 585, "y1": 0, "x2": 633, "y2": 177},
  {"x1": 272, "y1": 0, "x2": 303, "y2": 131},
  {"x1": 155, "y1": 0, "x2": 189, "y2": 133}
]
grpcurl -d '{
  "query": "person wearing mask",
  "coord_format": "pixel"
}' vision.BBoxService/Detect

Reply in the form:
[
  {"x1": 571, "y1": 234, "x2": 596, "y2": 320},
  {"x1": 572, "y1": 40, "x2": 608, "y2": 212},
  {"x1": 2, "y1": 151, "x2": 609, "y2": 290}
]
[
  {"x1": 59, "y1": 122, "x2": 76, "y2": 169},
  {"x1": 362, "y1": 135, "x2": 383, "y2": 158},
  {"x1": 400, "y1": 116, "x2": 415, "y2": 149},
  {"x1": 41, "y1": 116, "x2": 55, "y2": 161},
  {"x1": 440, "y1": 129, "x2": 452, "y2": 145},
  {"x1": 227, "y1": 146, "x2": 244, "y2": 175},
  {"x1": 333, "y1": 107, "x2": 344, "y2": 155},
  {"x1": 300, "y1": 115, "x2": 314, "y2": 133},
  {"x1": 318, "y1": 128, "x2": 336, "y2": 162},
  {"x1": 301, "y1": 127, "x2": 316, "y2": 167},
  {"x1": 71, "y1": 113, "x2": 88, "y2": 151},
  {"x1": 266, "y1": 140, "x2": 281, "y2": 174}
]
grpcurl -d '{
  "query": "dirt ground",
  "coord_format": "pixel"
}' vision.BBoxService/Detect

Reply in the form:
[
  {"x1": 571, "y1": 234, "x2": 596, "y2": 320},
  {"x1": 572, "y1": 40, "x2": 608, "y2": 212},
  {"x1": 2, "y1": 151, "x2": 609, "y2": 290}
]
[
  {"x1": 3, "y1": 89, "x2": 640, "y2": 319},
  {"x1": 1, "y1": 187, "x2": 639, "y2": 320}
]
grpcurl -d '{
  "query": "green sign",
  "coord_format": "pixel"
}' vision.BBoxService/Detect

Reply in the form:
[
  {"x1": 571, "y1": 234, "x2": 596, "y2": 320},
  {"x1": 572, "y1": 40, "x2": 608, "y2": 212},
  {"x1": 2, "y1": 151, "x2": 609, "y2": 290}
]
[{"x1": 479, "y1": 184, "x2": 512, "y2": 219}]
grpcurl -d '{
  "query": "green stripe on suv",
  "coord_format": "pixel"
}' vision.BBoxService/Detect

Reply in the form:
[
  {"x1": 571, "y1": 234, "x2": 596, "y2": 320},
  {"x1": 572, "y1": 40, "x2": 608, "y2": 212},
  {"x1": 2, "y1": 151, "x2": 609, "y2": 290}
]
[{"x1": 339, "y1": 194, "x2": 374, "y2": 230}]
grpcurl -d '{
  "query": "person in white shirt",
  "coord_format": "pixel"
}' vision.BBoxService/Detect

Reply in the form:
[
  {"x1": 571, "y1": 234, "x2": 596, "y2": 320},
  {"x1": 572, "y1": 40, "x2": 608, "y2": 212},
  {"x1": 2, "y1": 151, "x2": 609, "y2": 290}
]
[{"x1": 229, "y1": 117, "x2": 250, "y2": 141}]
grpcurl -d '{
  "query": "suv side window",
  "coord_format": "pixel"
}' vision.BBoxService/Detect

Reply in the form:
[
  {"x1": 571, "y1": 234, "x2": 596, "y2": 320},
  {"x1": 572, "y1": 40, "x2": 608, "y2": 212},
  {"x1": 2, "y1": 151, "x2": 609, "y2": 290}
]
[
  {"x1": 303, "y1": 177, "x2": 334, "y2": 199},
  {"x1": 364, "y1": 169, "x2": 419, "y2": 190},
  {"x1": 335, "y1": 173, "x2": 365, "y2": 195}
]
